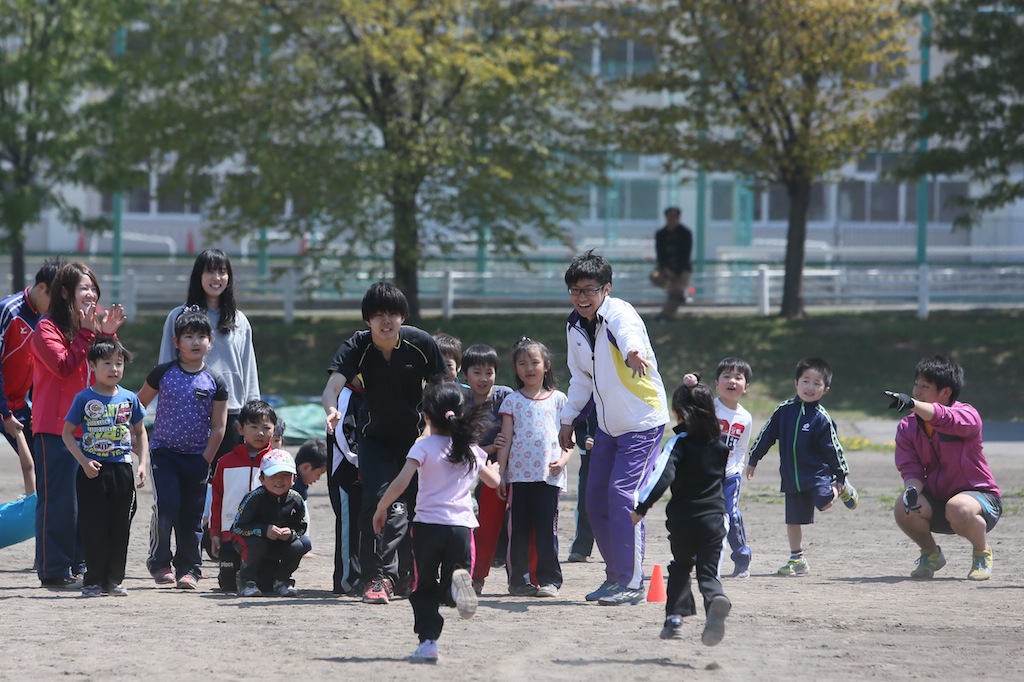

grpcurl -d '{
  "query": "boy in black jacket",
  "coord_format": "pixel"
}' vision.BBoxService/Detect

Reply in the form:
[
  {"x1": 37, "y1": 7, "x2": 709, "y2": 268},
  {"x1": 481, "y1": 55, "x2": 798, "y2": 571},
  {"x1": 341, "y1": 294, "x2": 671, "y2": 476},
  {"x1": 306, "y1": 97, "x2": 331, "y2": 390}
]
[
  {"x1": 632, "y1": 373, "x2": 731, "y2": 646},
  {"x1": 232, "y1": 449, "x2": 309, "y2": 597}
]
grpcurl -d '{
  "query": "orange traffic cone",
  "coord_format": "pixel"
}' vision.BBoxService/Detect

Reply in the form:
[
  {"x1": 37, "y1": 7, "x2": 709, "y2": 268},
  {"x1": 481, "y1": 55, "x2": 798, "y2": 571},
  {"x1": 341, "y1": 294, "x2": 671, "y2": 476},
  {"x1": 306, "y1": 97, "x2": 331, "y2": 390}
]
[{"x1": 647, "y1": 563, "x2": 667, "y2": 603}]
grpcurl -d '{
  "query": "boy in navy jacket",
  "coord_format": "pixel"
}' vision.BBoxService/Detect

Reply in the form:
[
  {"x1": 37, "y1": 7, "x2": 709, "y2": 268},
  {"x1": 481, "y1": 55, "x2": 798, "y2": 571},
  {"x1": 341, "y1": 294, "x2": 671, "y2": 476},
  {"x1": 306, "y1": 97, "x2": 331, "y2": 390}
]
[{"x1": 746, "y1": 357, "x2": 857, "y2": 577}]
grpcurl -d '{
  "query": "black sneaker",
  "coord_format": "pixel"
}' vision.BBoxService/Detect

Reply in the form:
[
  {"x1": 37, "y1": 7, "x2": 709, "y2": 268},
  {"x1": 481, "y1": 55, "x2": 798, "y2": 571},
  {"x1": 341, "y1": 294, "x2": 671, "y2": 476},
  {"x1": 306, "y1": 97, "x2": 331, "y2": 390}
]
[
  {"x1": 41, "y1": 576, "x2": 83, "y2": 590},
  {"x1": 659, "y1": 615, "x2": 684, "y2": 640},
  {"x1": 701, "y1": 595, "x2": 731, "y2": 647}
]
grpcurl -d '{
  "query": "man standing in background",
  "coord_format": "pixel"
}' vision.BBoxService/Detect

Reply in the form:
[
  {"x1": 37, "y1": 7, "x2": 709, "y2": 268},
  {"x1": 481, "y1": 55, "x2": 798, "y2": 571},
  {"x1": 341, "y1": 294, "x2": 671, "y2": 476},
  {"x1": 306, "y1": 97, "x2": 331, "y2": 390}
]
[{"x1": 652, "y1": 207, "x2": 693, "y2": 321}]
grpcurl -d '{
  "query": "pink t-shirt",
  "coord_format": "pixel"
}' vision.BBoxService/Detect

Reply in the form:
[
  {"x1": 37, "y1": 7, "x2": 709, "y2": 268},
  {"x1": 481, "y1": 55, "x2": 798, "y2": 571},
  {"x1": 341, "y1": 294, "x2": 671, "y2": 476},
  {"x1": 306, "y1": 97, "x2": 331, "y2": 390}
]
[
  {"x1": 499, "y1": 389, "x2": 568, "y2": 490},
  {"x1": 408, "y1": 434, "x2": 487, "y2": 527}
]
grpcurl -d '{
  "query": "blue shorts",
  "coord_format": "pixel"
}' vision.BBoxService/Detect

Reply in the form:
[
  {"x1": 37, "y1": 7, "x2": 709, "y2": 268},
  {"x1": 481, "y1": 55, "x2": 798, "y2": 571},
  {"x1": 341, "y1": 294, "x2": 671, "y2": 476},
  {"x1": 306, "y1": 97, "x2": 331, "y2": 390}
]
[
  {"x1": 784, "y1": 481, "x2": 836, "y2": 525},
  {"x1": 922, "y1": 489, "x2": 1002, "y2": 534}
]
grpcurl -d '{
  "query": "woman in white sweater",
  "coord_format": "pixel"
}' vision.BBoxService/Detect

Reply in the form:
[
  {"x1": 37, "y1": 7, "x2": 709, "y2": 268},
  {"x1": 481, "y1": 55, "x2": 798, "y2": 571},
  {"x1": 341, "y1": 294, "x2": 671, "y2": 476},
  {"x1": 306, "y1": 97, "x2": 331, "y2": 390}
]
[{"x1": 159, "y1": 249, "x2": 261, "y2": 466}]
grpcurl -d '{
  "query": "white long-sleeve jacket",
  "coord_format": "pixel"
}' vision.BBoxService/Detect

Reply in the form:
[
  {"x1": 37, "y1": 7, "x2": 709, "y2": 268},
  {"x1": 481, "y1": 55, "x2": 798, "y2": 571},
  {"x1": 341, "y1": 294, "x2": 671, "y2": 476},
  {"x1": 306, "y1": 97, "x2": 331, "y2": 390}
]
[{"x1": 560, "y1": 296, "x2": 668, "y2": 437}]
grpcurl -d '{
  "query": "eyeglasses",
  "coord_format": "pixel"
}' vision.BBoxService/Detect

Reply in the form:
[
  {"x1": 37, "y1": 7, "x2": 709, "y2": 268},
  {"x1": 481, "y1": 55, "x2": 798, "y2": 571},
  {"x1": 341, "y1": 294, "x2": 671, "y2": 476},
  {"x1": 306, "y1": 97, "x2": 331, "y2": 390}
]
[
  {"x1": 369, "y1": 312, "x2": 403, "y2": 322},
  {"x1": 568, "y1": 286, "x2": 603, "y2": 298}
]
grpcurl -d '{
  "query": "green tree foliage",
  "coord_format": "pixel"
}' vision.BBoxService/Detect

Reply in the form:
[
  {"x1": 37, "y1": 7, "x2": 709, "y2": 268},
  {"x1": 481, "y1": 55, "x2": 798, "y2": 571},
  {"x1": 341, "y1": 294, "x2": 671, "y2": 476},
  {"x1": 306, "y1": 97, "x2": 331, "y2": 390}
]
[
  {"x1": 897, "y1": 2, "x2": 1024, "y2": 225},
  {"x1": 616, "y1": 0, "x2": 912, "y2": 319},
  {"x1": 0, "y1": 1, "x2": 137, "y2": 290},
  {"x1": 113, "y1": 1, "x2": 608, "y2": 319}
]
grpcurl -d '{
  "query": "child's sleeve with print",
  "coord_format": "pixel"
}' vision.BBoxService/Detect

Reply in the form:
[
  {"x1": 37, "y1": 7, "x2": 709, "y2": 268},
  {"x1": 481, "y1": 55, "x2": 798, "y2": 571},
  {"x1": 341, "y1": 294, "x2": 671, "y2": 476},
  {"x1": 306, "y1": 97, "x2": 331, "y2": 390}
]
[
  {"x1": 232, "y1": 489, "x2": 267, "y2": 538},
  {"x1": 289, "y1": 491, "x2": 308, "y2": 539},
  {"x1": 815, "y1": 411, "x2": 848, "y2": 484},
  {"x1": 747, "y1": 406, "x2": 782, "y2": 468}
]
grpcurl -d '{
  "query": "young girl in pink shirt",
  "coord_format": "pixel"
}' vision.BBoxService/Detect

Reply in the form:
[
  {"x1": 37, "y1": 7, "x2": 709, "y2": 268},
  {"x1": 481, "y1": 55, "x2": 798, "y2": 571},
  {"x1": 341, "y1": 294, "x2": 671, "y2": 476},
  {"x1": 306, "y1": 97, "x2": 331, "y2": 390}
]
[{"x1": 373, "y1": 381, "x2": 500, "y2": 664}]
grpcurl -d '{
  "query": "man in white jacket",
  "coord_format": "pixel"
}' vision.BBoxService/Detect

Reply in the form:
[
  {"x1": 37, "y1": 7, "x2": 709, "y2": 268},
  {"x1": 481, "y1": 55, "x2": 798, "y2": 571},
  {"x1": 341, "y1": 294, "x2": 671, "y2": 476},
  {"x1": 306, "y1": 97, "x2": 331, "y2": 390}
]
[{"x1": 558, "y1": 251, "x2": 669, "y2": 606}]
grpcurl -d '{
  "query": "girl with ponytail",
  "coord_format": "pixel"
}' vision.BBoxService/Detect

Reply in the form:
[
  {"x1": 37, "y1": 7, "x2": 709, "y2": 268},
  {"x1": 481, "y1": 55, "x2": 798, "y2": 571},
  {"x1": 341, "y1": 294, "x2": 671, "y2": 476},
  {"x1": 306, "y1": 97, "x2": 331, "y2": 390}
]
[{"x1": 372, "y1": 381, "x2": 500, "y2": 663}]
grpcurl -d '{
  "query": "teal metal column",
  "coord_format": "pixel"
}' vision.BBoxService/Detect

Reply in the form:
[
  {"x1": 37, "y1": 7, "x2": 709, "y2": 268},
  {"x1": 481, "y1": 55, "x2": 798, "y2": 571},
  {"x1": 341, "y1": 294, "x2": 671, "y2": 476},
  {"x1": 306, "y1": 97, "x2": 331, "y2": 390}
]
[
  {"x1": 916, "y1": 11, "x2": 931, "y2": 266},
  {"x1": 112, "y1": 27, "x2": 126, "y2": 300},
  {"x1": 258, "y1": 11, "x2": 270, "y2": 279},
  {"x1": 695, "y1": 168, "x2": 706, "y2": 273}
]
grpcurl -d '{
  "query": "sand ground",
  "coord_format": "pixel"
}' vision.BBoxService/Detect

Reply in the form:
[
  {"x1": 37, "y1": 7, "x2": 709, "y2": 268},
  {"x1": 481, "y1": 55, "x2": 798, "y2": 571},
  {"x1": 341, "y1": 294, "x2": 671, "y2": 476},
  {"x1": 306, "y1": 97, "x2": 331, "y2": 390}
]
[{"x1": 1, "y1": 421, "x2": 1022, "y2": 681}]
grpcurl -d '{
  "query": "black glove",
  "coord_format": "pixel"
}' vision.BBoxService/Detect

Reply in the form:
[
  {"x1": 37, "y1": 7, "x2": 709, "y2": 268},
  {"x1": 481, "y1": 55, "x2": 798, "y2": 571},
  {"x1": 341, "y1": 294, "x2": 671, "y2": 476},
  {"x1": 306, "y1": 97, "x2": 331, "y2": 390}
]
[
  {"x1": 902, "y1": 486, "x2": 921, "y2": 513},
  {"x1": 884, "y1": 391, "x2": 915, "y2": 412}
]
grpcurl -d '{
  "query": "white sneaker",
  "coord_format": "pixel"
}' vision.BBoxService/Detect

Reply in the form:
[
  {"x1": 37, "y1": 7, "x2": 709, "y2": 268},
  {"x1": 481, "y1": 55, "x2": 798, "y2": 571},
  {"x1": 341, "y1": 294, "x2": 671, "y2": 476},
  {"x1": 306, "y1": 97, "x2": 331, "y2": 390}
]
[
  {"x1": 536, "y1": 584, "x2": 559, "y2": 598},
  {"x1": 410, "y1": 639, "x2": 439, "y2": 664},
  {"x1": 450, "y1": 568, "x2": 477, "y2": 620},
  {"x1": 273, "y1": 580, "x2": 298, "y2": 597}
]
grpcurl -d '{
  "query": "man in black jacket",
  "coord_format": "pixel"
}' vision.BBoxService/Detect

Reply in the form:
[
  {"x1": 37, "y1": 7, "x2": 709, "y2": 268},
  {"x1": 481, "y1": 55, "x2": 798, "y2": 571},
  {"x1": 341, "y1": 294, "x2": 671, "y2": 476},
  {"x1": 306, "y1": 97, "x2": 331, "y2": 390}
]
[{"x1": 652, "y1": 207, "x2": 693, "y2": 321}]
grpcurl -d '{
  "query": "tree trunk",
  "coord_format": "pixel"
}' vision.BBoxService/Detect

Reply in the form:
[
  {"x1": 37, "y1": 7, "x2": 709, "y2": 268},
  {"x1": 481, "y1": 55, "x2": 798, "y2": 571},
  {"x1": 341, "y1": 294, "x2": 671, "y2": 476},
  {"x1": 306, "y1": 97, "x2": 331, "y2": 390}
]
[
  {"x1": 11, "y1": 234, "x2": 26, "y2": 292},
  {"x1": 4, "y1": 214, "x2": 28, "y2": 292},
  {"x1": 780, "y1": 177, "x2": 812, "y2": 320},
  {"x1": 391, "y1": 185, "x2": 421, "y2": 322}
]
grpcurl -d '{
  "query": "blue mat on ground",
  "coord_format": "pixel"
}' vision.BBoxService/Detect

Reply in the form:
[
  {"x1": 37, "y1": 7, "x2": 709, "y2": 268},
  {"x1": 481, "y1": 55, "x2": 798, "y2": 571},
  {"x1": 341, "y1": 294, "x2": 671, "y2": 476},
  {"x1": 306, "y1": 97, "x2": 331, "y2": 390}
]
[{"x1": 0, "y1": 492, "x2": 36, "y2": 549}]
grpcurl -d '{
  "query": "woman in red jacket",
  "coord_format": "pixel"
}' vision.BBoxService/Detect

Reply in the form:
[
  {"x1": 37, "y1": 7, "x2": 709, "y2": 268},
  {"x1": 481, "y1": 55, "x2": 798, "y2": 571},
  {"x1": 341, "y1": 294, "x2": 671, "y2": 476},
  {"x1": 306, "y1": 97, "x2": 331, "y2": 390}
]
[{"x1": 31, "y1": 262, "x2": 125, "y2": 588}]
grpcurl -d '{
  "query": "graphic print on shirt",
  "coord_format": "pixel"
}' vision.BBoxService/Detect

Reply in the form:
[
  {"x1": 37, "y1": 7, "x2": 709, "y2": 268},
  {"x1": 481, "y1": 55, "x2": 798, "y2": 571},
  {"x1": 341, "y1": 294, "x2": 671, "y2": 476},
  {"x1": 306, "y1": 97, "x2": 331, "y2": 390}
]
[
  {"x1": 719, "y1": 419, "x2": 747, "y2": 452},
  {"x1": 81, "y1": 398, "x2": 134, "y2": 457}
]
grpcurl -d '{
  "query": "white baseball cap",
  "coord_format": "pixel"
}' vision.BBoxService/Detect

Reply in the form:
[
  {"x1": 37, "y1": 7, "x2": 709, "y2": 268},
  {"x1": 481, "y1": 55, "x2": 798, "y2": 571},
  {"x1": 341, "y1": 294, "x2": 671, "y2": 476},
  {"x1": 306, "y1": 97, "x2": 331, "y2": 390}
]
[{"x1": 260, "y1": 449, "x2": 296, "y2": 476}]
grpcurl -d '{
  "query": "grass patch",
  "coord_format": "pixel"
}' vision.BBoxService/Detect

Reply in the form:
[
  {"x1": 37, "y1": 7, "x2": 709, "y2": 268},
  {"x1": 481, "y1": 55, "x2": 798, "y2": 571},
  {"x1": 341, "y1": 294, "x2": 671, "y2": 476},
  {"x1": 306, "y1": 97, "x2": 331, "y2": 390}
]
[{"x1": 116, "y1": 309, "x2": 1024, "y2": 423}]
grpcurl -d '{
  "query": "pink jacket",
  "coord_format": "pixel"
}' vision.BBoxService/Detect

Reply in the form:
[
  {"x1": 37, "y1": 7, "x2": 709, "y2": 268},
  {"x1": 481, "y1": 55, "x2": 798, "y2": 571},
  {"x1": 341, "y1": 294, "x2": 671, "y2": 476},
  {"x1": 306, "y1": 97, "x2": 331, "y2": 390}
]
[
  {"x1": 894, "y1": 401, "x2": 1000, "y2": 503},
  {"x1": 30, "y1": 318, "x2": 95, "y2": 436}
]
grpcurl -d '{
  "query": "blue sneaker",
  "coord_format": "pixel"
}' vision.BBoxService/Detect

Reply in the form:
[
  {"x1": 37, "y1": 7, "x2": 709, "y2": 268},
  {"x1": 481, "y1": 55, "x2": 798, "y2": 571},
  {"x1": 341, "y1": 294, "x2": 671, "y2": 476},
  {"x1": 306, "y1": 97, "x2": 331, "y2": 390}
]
[
  {"x1": 585, "y1": 579, "x2": 617, "y2": 602},
  {"x1": 598, "y1": 584, "x2": 646, "y2": 606}
]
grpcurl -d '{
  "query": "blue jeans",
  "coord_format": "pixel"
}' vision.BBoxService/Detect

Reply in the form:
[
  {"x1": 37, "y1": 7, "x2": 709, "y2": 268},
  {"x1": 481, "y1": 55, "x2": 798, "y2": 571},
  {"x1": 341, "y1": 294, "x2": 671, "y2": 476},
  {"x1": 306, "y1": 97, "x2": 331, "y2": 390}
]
[
  {"x1": 147, "y1": 449, "x2": 209, "y2": 579},
  {"x1": 33, "y1": 434, "x2": 85, "y2": 580}
]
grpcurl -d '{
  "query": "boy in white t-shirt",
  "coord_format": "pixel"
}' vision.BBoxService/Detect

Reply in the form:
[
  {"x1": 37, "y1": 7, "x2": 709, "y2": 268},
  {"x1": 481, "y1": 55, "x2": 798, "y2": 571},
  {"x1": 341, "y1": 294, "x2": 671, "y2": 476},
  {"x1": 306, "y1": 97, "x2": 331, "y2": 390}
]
[{"x1": 714, "y1": 358, "x2": 754, "y2": 578}]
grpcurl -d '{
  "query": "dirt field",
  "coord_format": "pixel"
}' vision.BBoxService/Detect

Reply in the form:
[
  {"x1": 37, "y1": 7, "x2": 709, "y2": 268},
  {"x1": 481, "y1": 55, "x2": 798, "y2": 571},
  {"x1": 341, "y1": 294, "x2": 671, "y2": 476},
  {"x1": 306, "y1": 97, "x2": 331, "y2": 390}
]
[{"x1": 2, "y1": 421, "x2": 1022, "y2": 681}]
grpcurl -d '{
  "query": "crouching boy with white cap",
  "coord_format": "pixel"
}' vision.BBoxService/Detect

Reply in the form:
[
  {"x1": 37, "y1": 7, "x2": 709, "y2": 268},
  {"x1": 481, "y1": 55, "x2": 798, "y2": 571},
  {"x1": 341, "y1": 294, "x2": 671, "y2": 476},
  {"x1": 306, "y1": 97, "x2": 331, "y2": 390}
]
[{"x1": 232, "y1": 449, "x2": 310, "y2": 596}]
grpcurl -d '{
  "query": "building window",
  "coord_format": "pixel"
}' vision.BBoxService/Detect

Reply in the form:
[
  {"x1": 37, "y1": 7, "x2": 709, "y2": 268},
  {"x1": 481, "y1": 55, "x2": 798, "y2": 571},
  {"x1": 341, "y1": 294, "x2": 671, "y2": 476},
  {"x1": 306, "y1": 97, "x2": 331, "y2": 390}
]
[{"x1": 710, "y1": 181, "x2": 733, "y2": 221}]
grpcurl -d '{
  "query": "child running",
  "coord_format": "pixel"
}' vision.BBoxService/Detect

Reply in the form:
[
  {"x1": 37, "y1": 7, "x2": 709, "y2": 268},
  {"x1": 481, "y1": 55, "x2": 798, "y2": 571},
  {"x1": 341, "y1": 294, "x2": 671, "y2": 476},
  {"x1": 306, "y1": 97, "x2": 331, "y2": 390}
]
[
  {"x1": 139, "y1": 306, "x2": 228, "y2": 589},
  {"x1": 372, "y1": 381, "x2": 501, "y2": 664},
  {"x1": 497, "y1": 337, "x2": 572, "y2": 598},
  {"x1": 714, "y1": 357, "x2": 754, "y2": 578},
  {"x1": 632, "y1": 373, "x2": 731, "y2": 645},
  {"x1": 746, "y1": 357, "x2": 856, "y2": 576},
  {"x1": 62, "y1": 337, "x2": 148, "y2": 597}
]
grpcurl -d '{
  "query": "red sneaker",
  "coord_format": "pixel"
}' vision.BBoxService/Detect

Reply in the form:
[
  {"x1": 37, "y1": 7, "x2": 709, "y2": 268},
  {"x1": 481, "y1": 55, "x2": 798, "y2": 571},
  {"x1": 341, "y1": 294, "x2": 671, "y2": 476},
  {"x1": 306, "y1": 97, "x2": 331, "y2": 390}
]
[{"x1": 362, "y1": 577, "x2": 393, "y2": 604}]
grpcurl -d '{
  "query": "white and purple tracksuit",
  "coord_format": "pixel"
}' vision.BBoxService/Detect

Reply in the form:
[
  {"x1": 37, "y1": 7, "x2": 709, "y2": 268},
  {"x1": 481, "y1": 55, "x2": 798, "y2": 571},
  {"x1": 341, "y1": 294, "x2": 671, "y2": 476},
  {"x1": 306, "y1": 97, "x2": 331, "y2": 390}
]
[{"x1": 561, "y1": 297, "x2": 668, "y2": 590}]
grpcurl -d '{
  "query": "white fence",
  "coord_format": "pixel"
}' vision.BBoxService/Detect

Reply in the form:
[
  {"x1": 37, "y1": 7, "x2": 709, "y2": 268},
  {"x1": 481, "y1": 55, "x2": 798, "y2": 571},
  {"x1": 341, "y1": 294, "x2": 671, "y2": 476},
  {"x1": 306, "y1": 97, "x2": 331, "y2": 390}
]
[{"x1": 110, "y1": 263, "x2": 1024, "y2": 322}]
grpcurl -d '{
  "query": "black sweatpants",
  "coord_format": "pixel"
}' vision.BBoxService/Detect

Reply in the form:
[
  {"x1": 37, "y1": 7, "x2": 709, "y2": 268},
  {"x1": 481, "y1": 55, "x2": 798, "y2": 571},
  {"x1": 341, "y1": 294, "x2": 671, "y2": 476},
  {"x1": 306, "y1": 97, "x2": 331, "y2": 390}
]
[
  {"x1": 410, "y1": 522, "x2": 472, "y2": 643},
  {"x1": 665, "y1": 512, "x2": 727, "y2": 618},
  {"x1": 357, "y1": 437, "x2": 416, "y2": 585},
  {"x1": 507, "y1": 482, "x2": 561, "y2": 588},
  {"x1": 77, "y1": 462, "x2": 136, "y2": 589},
  {"x1": 233, "y1": 535, "x2": 309, "y2": 588},
  {"x1": 328, "y1": 456, "x2": 363, "y2": 594}
]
